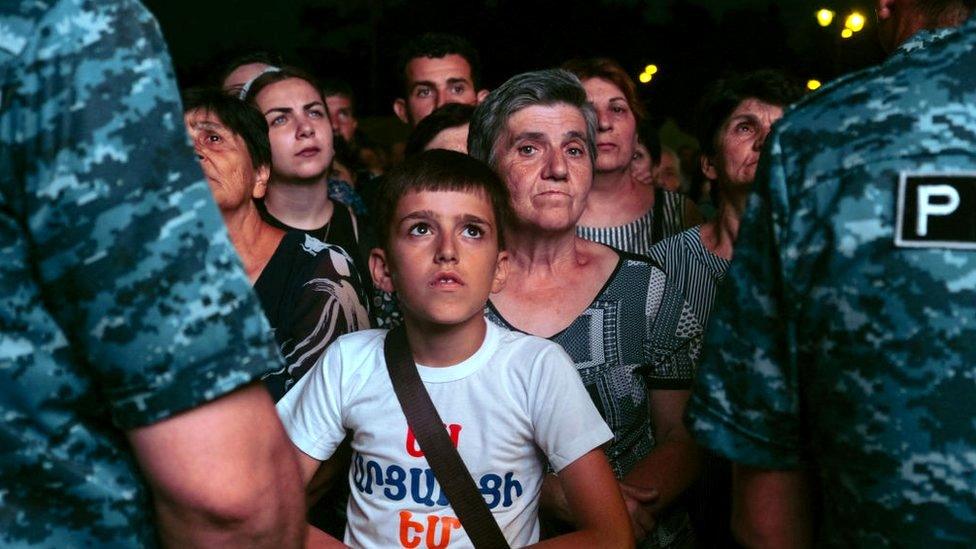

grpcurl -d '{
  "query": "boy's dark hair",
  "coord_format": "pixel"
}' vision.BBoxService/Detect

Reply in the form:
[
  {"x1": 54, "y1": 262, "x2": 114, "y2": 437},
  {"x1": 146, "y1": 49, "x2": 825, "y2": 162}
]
[
  {"x1": 322, "y1": 78, "x2": 356, "y2": 104},
  {"x1": 182, "y1": 87, "x2": 272, "y2": 169},
  {"x1": 404, "y1": 103, "x2": 476, "y2": 157},
  {"x1": 694, "y1": 69, "x2": 802, "y2": 158},
  {"x1": 396, "y1": 33, "x2": 481, "y2": 92},
  {"x1": 217, "y1": 51, "x2": 284, "y2": 87},
  {"x1": 373, "y1": 149, "x2": 511, "y2": 251}
]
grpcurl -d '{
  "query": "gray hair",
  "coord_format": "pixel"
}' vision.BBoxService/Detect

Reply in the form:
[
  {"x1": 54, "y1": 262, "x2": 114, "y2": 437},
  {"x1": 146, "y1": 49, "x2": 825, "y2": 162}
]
[{"x1": 468, "y1": 69, "x2": 597, "y2": 169}]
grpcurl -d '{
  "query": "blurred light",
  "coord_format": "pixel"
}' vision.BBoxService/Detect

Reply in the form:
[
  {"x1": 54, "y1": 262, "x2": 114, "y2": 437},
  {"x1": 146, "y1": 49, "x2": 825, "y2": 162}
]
[
  {"x1": 841, "y1": 28, "x2": 854, "y2": 38},
  {"x1": 644, "y1": 64, "x2": 659, "y2": 75},
  {"x1": 639, "y1": 72, "x2": 653, "y2": 84},
  {"x1": 845, "y1": 12, "x2": 866, "y2": 32},
  {"x1": 807, "y1": 79, "x2": 822, "y2": 91},
  {"x1": 816, "y1": 9, "x2": 835, "y2": 27}
]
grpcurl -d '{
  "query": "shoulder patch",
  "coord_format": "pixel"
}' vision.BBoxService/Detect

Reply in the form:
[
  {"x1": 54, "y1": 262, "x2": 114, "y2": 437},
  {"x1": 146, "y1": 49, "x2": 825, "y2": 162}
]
[{"x1": 895, "y1": 172, "x2": 976, "y2": 249}]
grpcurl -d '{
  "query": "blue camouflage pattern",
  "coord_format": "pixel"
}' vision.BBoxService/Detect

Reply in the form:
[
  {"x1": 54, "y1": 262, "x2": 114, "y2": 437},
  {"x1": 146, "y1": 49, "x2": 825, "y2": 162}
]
[
  {"x1": 0, "y1": 0, "x2": 283, "y2": 546},
  {"x1": 686, "y1": 18, "x2": 976, "y2": 546}
]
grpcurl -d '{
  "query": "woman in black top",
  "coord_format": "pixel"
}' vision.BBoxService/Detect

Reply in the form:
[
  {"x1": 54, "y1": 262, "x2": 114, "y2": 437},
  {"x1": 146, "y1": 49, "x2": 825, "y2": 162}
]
[{"x1": 182, "y1": 88, "x2": 370, "y2": 399}]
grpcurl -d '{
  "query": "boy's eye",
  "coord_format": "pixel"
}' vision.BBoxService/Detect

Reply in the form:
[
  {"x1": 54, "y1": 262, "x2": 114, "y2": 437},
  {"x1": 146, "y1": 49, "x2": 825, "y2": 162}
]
[
  {"x1": 462, "y1": 225, "x2": 484, "y2": 239},
  {"x1": 408, "y1": 223, "x2": 431, "y2": 236}
]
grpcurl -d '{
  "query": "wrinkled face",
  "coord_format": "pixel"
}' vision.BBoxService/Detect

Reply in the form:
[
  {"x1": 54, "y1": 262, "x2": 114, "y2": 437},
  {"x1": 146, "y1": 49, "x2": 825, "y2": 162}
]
[
  {"x1": 495, "y1": 104, "x2": 592, "y2": 233},
  {"x1": 425, "y1": 124, "x2": 470, "y2": 154},
  {"x1": 398, "y1": 54, "x2": 479, "y2": 126},
  {"x1": 222, "y1": 62, "x2": 271, "y2": 96},
  {"x1": 630, "y1": 142, "x2": 654, "y2": 185},
  {"x1": 325, "y1": 94, "x2": 358, "y2": 143},
  {"x1": 254, "y1": 78, "x2": 334, "y2": 184},
  {"x1": 372, "y1": 189, "x2": 507, "y2": 330},
  {"x1": 583, "y1": 77, "x2": 637, "y2": 174},
  {"x1": 656, "y1": 149, "x2": 682, "y2": 192},
  {"x1": 704, "y1": 98, "x2": 783, "y2": 187},
  {"x1": 184, "y1": 108, "x2": 266, "y2": 211}
]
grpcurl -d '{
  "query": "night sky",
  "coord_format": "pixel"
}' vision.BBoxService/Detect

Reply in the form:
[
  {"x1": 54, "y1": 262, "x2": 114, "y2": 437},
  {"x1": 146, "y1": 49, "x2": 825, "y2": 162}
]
[{"x1": 145, "y1": 0, "x2": 885, "y2": 136}]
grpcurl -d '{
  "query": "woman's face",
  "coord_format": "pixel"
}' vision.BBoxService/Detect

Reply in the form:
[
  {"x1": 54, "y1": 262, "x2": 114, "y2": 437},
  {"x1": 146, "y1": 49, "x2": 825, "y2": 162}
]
[
  {"x1": 703, "y1": 98, "x2": 783, "y2": 188},
  {"x1": 630, "y1": 142, "x2": 654, "y2": 185},
  {"x1": 583, "y1": 77, "x2": 637, "y2": 175},
  {"x1": 254, "y1": 78, "x2": 334, "y2": 184},
  {"x1": 495, "y1": 103, "x2": 593, "y2": 234}
]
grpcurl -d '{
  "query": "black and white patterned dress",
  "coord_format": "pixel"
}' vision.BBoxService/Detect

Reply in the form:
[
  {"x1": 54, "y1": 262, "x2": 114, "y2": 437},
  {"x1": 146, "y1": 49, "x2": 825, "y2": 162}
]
[
  {"x1": 576, "y1": 189, "x2": 687, "y2": 256},
  {"x1": 485, "y1": 249, "x2": 702, "y2": 548}
]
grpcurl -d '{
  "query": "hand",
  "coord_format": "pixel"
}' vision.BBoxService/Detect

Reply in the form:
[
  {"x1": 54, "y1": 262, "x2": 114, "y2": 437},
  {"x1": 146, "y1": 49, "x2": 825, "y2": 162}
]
[{"x1": 619, "y1": 481, "x2": 659, "y2": 541}]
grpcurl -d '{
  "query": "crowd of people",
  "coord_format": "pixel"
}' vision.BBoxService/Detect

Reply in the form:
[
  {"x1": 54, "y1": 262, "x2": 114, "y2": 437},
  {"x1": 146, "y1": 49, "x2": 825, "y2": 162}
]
[{"x1": 3, "y1": 0, "x2": 976, "y2": 547}]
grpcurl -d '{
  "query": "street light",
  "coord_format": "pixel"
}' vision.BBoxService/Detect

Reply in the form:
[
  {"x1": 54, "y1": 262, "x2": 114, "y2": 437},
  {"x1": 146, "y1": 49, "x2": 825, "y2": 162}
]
[
  {"x1": 807, "y1": 79, "x2": 822, "y2": 91},
  {"x1": 816, "y1": 8, "x2": 835, "y2": 27},
  {"x1": 841, "y1": 28, "x2": 854, "y2": 38},
  {"x1": 639, "y1": 72, "x2": 653, "y2": 84},
  {"x1": 845, "y1": 12, "x2": 866, "y2": 32},
  {"x1": 644, "y1": 64, "x2": 658, "y2": 75}
]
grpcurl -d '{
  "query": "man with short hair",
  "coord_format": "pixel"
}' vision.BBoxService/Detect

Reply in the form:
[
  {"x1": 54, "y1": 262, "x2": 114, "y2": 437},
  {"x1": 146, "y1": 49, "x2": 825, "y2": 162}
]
[
  {"x1": 0, "y1": 1, "x2": 305, "y2": 546},
  {"x1": 323, "y1": 79, "x2": 360, "y2": 145},
  {"x1": 686, "y1": 1, "x2": 976, "y2": 546},
  {"x1": 392, "y1": 33, "x2": 488, "y2": 126}
]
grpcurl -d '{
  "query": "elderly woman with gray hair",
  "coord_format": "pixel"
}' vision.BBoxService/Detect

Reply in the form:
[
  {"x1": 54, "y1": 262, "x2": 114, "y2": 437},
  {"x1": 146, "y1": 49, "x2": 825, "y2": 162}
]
[{"x1": 470, "y1": 69, "x2": 703, "y2": 549}]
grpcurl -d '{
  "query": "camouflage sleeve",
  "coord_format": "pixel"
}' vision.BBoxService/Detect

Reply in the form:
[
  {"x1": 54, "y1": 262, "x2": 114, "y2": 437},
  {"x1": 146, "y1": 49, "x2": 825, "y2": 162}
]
[
  {"x1": 3, "y1": 0, "x2": 282, "y2": 429},
  {"x1": 684, "y1": 131, "x2": 803, "y2": 469}
]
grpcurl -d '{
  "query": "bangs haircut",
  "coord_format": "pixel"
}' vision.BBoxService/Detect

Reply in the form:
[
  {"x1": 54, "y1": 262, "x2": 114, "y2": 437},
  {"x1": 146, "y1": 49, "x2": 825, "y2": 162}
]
[
  {"x1": 373, "y1": 149, "x2": 511, "y2": 251},
  {"x1": 562, "y1": 57, "x2": 647, "y2": 125},
  {"x1": 182, "y1": 87, "x2": 271, "y2": 169},
  {"x1": 695, "y1": 69, "x2": 803, "y2": 158}
]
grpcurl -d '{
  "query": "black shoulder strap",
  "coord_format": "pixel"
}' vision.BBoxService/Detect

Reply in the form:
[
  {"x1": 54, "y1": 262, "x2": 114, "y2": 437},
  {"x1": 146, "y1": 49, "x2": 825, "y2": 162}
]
[
  {"x1": 383, "y1": 326, "x2": 510, "y2": 548},
  {"x1": 651, "y1": 186, "x2": 666, "y2": 244}
]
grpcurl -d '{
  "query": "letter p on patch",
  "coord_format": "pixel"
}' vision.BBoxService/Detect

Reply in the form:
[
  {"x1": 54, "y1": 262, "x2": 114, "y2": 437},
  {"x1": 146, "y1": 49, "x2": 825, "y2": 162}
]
[{"x1": 917, "y1": 184, "x2": 960, "y2": 236}]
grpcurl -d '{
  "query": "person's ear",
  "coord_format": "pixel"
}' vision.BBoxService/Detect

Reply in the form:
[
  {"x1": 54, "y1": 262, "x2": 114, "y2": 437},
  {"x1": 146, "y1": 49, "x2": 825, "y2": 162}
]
[
  {"x1": 700, "y1": 153, "x2": 719, "y2": 182},
  {"x1": 369, "y1": 247, "x2": 395, "y2": 293},
  {"x1": 252, "y1": 164, "x2": 271, "y2": 199},
  {"x1": 476, "y1": 89, "x2": 489, "y2": 103},
  {"x1": 490, "y1": 250, "x2": 509, "y2": 294},
  {"x1": 876, "y1": 0, "x2": 894, "y2": 21},
  {"x1": 393, "y1": 98, "x2": 409, "y2": 124}
]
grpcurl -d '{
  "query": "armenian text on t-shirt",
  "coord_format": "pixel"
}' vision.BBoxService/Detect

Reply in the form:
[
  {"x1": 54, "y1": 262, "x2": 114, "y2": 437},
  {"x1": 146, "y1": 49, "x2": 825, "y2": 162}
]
[{"x1": 351, "y1": 423, "x2": 524, "y2": 548}]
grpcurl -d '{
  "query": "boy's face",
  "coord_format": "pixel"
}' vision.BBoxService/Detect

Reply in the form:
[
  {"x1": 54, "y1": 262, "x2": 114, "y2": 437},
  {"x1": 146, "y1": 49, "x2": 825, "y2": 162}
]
[{"x1": 370, "y1": 188, "x2": 508, "y2": 330}]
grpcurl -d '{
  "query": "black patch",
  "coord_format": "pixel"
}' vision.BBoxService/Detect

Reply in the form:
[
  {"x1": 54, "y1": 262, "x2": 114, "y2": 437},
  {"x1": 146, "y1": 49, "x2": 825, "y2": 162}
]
[{"x1": 895, "y1": 172, "x2": 976, "y2": 249}]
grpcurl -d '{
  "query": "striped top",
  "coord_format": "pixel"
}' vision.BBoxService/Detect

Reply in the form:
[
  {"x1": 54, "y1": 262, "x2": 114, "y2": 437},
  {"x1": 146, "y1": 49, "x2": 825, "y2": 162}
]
[
  {"x1": 647, "y1": 225, "x2": 731, "y2": 334},
  {"x1": 576, "y1": 189, "x2": 687, "y2": 256}
]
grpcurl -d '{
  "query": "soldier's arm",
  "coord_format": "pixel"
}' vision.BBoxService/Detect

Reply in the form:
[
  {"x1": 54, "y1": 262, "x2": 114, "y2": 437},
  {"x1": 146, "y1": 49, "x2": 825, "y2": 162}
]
[
  {"x1": 127, "y1": 383, "x2": 306, "y2": 548},
  {"x1": 731, "y1": 465, "x2": 812, "y2": 549}
]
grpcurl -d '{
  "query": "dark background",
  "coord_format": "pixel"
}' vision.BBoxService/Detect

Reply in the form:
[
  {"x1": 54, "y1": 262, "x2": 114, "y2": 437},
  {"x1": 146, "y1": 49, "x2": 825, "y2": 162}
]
[{"x1": 146, "y1": 0, "x2": 885, "y2": 141}]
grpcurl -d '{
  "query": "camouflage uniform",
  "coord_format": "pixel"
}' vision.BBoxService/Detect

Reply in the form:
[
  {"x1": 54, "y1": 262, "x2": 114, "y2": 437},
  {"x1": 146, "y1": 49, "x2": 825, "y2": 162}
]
[
  {"x1": 686, "y1": 17, "x2": 976, "y2": 546},
  {"x1": 0, "y1": 1, "x2": 282, "y2": 546}
]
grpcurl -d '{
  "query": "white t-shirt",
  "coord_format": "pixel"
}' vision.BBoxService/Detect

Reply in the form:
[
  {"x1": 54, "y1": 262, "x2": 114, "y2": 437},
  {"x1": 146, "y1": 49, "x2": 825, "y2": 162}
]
[{"x1": 277, "y1": 320, "x2": 613, "y2": 549}]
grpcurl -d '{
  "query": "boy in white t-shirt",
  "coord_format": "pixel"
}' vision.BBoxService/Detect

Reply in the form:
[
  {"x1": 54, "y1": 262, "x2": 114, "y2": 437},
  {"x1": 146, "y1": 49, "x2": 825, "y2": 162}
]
[{"x1": 277, "y1": 149, "x2": 633, "y2": 548}]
